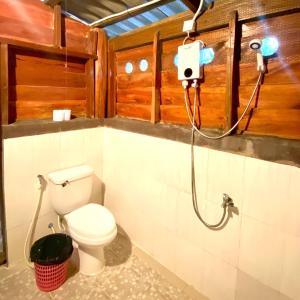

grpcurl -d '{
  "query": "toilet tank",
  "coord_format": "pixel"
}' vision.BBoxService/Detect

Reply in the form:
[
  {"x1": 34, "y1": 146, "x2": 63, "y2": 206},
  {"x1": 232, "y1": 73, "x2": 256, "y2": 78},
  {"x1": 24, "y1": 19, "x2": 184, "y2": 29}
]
[{"x1": 48, "y1": 165, "x2": 94, "y2": 215}]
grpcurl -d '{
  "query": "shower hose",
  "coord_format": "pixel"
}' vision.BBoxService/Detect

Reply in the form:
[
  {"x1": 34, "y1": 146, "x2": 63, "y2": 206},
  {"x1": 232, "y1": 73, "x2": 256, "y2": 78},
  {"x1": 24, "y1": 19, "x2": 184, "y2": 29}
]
[{"x1": 183, "y1": 72, "x2": 264, "y2": 228}]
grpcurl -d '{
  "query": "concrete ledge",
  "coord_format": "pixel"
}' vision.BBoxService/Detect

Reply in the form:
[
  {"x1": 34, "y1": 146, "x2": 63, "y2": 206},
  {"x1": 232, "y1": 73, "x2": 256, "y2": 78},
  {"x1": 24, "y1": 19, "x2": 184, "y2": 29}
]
[
  {"x1": 1, "y1": 117, "x2": 299, "y2": 167},
  {"x1": 103, "y1": 117, "x2": 300, "y2": 167},
  {"x1": 1, "y1": 118, "x2": 103, "y2": 139}
]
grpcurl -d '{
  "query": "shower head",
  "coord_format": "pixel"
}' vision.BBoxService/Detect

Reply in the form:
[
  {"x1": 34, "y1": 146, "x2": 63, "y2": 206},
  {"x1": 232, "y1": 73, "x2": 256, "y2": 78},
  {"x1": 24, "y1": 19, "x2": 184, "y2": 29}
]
[
  {"x1": 249, "y1": 39, "x2": 262, "y2": 50},
  {"x1": 249, "y1": 39, "x2": 265, "y2": 73}
]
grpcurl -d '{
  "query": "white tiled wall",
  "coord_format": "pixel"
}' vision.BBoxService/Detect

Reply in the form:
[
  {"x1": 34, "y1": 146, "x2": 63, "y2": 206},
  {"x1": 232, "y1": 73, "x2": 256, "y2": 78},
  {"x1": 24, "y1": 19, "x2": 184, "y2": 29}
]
[
  {"x1": 3, "y1": 126, "x2": 300, "y2": 300},
  {"x1": 102, "y1": 127, "x2": 300, "y2": 300},
  {"x1": 3, "y1": 127, "x2": 103, "y2": 266}
]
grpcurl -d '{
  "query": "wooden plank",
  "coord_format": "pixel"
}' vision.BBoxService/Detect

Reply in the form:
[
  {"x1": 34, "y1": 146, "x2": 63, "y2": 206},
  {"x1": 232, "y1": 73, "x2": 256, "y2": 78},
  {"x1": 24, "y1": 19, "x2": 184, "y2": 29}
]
[
  {"x1": 65, "y1": 17, "x2": 90, "y2": 52},
  {"x1": 117, "y1": 73, "x2": 152, "y2": 89},
  {"x1": 116, "y1": 45, "x2": 153, "y2": 61},
  {"x1": 151, "y1": 31, "x2": 161, "y2": 124},
  {"x1": 10, "y1": 50, "x2": 87, "y2": 88},
  {"x1": 0, "y1": 16, "x2": 53, "y2": 46},
  {"x1": 160, "y1": 105, "x2": 225, "y2": 128},
  {"x1": 87, "y1": 30, "x2": 98, "y2": 56},
  {"x1": 107, "y1": 43, "x2": 116, "y2": 117},
  {"x1": 0, "y1": 43, "x2": 9, "y2": 124},
  {"x1": 11, "y1": 100, "x2": 86, "y2": 109},
  {"x1": 0, "y1": 0, "x2": 90, "y2": 53},
  {"x1": 10, "y1": 102, "x2": 86, "y2": 121},
  {"x1": 94, "y1": 29, "x2": 108, "y2": 118},
  {"x1": 116, "y1": 44, "x2": 153, "y2": 75},
  {"x1": 117, "y1": 87, "x2": 152, "y2": 105},
  {"x1": 0, "y1": 37, "x2": 96, "y2": 60},
  {"x1": 0, "y1": 0, "x2": 53, "y2": 28},
  {"x1": 9, "y1": 85, "x2": 86, "y2": 102},
  {"x1": 240, "y1": 61, "x2": 300, "y2": 85},
  {"x1": 116, "y1": 103, "x2": 151, "y2": 121},
  {"x1": 110, "y1": 0, "x2": 300, "y2": 51},
  {"x1": 225, "y1": 10, "x2": 238, "y2": 131},
  {"x1": 86, "y1": 59, "x2": 95, "y2": 118},
  {"x1": 12, "y1": 50, "x2": 86, "y2": 71},
  {"x1": 237, "y1": 108, "x2": 300, "y2": 139},
  {"x1": 53, "y1": 4, "x2": 62, "y2": 47},
  {"x1": 239, "y1": 84, "x2": 300, "y2": 108},
  {"x1": 161, "y1": 85, "x2": 225, "y2": 107},
  {"x1": 12, "y1": 65, "x2": 86, "y2": 88}
]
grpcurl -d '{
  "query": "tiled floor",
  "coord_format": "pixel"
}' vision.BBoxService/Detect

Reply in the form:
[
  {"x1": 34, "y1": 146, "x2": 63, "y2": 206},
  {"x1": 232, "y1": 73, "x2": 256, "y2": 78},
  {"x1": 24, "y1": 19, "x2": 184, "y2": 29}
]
[{"x1": 0, "y1": 230, "x2": 204, "y2": 300}]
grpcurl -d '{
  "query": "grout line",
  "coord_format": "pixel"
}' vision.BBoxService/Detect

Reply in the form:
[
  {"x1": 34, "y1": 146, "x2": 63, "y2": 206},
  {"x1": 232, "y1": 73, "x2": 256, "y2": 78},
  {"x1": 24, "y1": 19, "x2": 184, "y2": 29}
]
[{"x1": 132, "y1": 244, "x2": 208, "y2": 300}]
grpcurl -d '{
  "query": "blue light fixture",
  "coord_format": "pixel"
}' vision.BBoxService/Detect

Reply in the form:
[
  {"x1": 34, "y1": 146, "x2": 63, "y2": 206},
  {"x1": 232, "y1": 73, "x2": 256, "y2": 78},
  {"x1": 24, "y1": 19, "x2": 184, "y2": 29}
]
[
  {"x1": 139, "y1": 59, "x2": 149, "y2": 72},
  {"x1": 200, "y1": 48, "x2": 215, "y2": 65},
  {"x1": 125, "y1": 62, "x2": 133, "y2": 74},
  {"x1": 174, "y1": 53, "x2": 179, "y2": 67},
  {"x1": 261, "y1": 37, "x2": 279, "y2": 57}
]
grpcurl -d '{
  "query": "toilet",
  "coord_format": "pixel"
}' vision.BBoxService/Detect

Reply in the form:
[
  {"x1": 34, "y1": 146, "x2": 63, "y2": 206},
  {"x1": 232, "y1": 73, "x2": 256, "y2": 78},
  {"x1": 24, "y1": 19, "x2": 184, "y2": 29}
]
[{"x1": 48, "y1": 165, "x2": 117, "y2": 276}]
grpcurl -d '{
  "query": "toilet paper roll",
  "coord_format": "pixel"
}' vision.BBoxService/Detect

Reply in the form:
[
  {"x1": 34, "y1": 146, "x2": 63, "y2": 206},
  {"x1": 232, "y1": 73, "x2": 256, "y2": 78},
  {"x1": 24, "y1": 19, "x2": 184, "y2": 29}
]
[
  {"x1": 53, "y1": 110, "x2": 64, "y2": 121},
  {"x1": 64, "y1": 109, "x2": 71, "y2": 121}
]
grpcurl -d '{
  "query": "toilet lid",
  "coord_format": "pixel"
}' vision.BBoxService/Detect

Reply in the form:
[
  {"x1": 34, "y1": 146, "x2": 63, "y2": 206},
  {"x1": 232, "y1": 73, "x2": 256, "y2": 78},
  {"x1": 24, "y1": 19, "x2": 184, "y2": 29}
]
[{"x1": 65, "y1": 203, "x2": 116, "y2": 239}]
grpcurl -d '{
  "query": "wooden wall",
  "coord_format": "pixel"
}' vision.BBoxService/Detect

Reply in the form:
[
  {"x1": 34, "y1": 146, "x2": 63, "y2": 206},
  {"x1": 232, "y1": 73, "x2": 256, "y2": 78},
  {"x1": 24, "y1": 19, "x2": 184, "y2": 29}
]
[
  {"x1": 0, "y1": 0, "x2": 89, "y2": 51},
  {"x1": 238, "y1": 14, "x2": 300, "y2": 138},
  {"x1": 8, "y1": 48, "x2": 87, "y2": 121},
  {"x1": 109, "y1": 1, "x2": 300, "y2": 140},
  {"x1": 116, "y1": 45, "x2": 153, "y2": 120},
  {"x1": 0, "y1": 0, "x2": 102, "y2": 123}
]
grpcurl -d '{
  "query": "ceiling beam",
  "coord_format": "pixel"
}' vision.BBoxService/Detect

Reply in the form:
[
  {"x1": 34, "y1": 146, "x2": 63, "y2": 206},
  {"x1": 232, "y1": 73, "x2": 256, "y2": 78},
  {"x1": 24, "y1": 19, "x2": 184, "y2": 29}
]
[
  {"x1": 91, "y1": 0, "x2": 173, "y2": 28},
  {"x1": 181, "y1": 0, "x2": 201, "y2": 13}
]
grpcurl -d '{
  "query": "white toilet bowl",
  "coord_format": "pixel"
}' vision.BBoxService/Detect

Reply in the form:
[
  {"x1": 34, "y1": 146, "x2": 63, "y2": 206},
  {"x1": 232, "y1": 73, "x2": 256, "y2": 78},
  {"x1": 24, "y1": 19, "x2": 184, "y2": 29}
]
[
  {"x1": 65, "y1": 203, "x2": 117, "y2": 275},
  {"x1": 48, "y1": 165, "x2": 117, "y2": 276}
]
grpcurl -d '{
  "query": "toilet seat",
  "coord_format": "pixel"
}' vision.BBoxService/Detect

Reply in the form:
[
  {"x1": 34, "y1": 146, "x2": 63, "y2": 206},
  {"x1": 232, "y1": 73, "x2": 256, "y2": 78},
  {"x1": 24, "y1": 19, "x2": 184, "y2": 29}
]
[{"x1": 65, "y1": 203, "x2": 117, "y2": 246}]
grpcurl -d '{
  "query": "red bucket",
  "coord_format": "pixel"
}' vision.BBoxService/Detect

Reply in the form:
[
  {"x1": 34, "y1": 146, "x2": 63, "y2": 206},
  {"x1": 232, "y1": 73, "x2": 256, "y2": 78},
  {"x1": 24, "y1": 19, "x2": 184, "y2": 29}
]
[{"x1": 34, "y1": 259, "x2": 69, "y2": 292}]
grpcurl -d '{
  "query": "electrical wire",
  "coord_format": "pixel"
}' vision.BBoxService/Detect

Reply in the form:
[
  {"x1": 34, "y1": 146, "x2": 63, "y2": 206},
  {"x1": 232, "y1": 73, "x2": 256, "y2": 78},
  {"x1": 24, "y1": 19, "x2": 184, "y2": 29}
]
[
  {"x1": 191, "y1": 0, "x2": 205, "y2": 24},
  {"x1": 184, "y1": 72, "x2": 263, "y2": 139}
]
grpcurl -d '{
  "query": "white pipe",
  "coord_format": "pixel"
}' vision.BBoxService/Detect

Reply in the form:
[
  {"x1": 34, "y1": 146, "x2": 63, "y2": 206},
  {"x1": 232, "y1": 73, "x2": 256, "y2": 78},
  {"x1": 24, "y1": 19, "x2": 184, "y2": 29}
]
[
  {"x1": 62, "y1": 11, "x2": 90, "y2": 26},
  {"x1": 24, "y1": 175, "x2": 46, "y2": 269},
  {"x1": 191, "y1": 0, "x2": 204, "y2": 24},
  {"x1": 90, "y1": 0, "x2": 164, "y2": 27}
]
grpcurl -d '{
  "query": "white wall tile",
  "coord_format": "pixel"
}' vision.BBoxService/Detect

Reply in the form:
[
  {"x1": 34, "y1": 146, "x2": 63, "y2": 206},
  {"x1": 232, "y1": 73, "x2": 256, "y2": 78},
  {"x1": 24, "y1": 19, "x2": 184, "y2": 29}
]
[
  {"x1": 4, "y1": 128, "x2": 104, "y2": 265},
  {"x1": 242, "y1": 157, "x2": 290, "y2": 229},
  {"x1": 200, "y1": 251, "x2": 237, "y2": 300},
  {"x1": 102, "y1": 128, "x2": 298, "y2": 300},
  {"x1": 6, "y1": 223, "x2": 28, "y2": 265},
  {"x1": 176, "y1": 190, "x2": 206, "y2": 247},
  {"x1": 4, "y1": 136, "x2": 35, "y2": 230},
  {"x1": 59, "y1": 130, "x2": 87, "y2": 169},
  {"x1": 6, "y1": 211, "x2": 57, "y2": 265},
  {"x1": 206, "y1": 149, "x2": 245, "y2": 209},
  {"x1": 151, "y1": 225, "x2": 177, "y2": 274},
  {"x1": 280, "y1": 235, "x2": 300, "y2": 300},
  {"x1": 239, "y1": 215, "x2": 284, "y2": 291},
  {"x1": 174, "y1": 237, "x2": 207, "y2": 292},
  {"x1": 32, "y1": 133, "x2": 61, "y2": 216},
  {"x1": 283, "y1": 166, "x2": 300, "y2": 237},
  {"x1": 202, "y1": 200, "x2": 242, "y2": 266},
  {"x1": 236, "y1": 270, "x2": 290, "y2": 300},
  {"x1": 192, "y1": 146, "x2": 209, "y2": 202}
]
